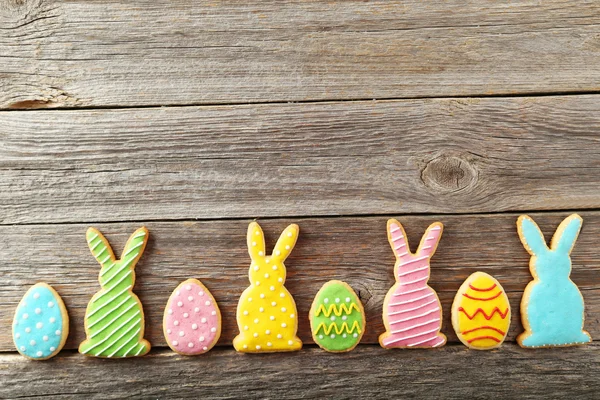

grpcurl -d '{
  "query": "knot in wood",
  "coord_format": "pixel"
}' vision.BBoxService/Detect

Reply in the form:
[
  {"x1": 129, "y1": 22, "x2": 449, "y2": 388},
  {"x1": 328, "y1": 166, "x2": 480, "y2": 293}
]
[{"x1": 420, "y1": 153, "x2": 478, "y2": 193}]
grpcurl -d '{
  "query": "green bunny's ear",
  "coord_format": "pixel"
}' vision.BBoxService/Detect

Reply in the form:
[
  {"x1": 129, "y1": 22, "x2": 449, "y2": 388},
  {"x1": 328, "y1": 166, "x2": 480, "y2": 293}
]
[
  {"x1": 517, "y1": 215, "x2": 548, "y2": 256},
  {"x1": 86, "y1": 227, "x2": 116, "y2": 269},
  {"x1": 551, "y1": 214, "x2": 583, "y2": 255},
  {"x1": 119, "y1": 227, "x2": 149, "y2": 267}
]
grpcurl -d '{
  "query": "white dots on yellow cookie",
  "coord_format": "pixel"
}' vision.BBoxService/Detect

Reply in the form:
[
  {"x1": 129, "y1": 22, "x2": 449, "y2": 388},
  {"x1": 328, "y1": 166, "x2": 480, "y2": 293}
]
[{"x1": 233, "y1": 222, "x2": 302, "y2": 353}]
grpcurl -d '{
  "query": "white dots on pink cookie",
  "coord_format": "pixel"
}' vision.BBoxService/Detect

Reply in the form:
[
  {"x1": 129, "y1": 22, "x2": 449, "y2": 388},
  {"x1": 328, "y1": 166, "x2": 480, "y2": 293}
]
[{"x1": 164, "y1": 280, "x2": 221, "y2": 355}]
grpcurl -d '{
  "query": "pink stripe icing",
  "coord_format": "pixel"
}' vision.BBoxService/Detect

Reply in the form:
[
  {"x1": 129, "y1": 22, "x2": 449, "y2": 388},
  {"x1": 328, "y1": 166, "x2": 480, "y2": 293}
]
[{"x1": 164, "y1": 280, "x2": 220, "y2": 355}]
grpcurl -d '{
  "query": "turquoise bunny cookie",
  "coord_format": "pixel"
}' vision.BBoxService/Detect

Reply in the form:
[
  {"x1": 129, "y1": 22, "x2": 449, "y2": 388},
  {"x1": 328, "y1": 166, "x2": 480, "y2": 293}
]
[{"x1": 517, "y1": 214, "x2": 591, "y2": 348}]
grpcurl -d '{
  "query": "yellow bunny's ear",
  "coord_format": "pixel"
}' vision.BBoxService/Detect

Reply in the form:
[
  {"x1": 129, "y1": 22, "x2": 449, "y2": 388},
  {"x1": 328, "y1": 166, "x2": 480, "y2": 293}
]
[
  {"x1": 247, "y1": 222, "x2": 266, "y2": 261},
  {"x1": 272, "y1": 224, "x2": 299, "y2": 262}
]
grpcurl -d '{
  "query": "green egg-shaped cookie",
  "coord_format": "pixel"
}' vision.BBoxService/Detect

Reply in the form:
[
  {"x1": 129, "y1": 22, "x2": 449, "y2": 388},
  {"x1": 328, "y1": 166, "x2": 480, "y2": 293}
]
[{"x1": 310, "y1": 280, "x2": 365, "y2": 352}]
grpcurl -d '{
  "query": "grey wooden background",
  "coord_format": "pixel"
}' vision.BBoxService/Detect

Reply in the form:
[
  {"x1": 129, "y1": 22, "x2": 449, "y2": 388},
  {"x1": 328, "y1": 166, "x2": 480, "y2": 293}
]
[{"x1": 1, "y1": 0, "x2": 600, "y2": 398}]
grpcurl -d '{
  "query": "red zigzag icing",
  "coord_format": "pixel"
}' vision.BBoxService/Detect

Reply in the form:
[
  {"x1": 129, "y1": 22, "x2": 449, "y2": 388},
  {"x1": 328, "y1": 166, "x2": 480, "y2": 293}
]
[{"x1": 458, "y1": 307, "x2": 509, "y2": 320}]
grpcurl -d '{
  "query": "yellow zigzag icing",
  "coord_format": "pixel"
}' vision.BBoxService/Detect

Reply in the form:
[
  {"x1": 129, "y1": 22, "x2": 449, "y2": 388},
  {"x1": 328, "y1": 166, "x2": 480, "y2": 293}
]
[
  {"x1": 315, "y1": 321, "x2": 362, "y2": 335},
  {"x1": 315, "y1": 303, "x2": 360, "y2": 317}
]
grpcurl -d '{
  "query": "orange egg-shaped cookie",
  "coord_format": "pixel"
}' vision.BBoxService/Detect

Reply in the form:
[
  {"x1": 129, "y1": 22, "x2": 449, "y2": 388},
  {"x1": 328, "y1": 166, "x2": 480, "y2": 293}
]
[{"x1": 451, "y1": 272, "x2": 510, "y2": 350}]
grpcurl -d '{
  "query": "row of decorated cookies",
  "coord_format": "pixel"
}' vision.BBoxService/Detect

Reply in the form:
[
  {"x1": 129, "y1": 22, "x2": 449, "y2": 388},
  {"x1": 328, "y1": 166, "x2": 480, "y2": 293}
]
[{"x1": 12, "y1": 215, "x2": 591, "y2": 360}]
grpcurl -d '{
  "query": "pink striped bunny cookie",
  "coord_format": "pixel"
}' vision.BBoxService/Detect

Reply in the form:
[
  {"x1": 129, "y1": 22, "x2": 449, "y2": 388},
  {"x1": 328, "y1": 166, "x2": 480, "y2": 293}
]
[{"x1": 379, "y1": 219, "x2": 447, "y2": 349}]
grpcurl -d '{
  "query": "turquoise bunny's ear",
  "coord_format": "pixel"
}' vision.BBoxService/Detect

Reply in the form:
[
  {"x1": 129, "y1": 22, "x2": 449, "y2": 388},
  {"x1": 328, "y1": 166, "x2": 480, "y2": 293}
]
[
  {"x1": 551, "y1": 214, "x2": 583, "y2": 255},
  {"x1": 517, "y1": 215, "x2": 548, "y2": 256}
]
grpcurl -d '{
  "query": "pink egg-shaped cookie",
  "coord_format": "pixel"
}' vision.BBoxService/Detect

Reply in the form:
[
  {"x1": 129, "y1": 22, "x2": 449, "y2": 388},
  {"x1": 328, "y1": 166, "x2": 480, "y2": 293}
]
[{"x1": 163, "y1": 279, "x2": 221, "y2": 355}]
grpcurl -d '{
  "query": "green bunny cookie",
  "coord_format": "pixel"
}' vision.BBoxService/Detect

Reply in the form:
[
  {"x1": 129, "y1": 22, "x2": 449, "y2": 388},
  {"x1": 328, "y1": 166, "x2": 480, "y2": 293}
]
[{"x1": 79, "y1": 227, "x2": 151, "y2": 358}]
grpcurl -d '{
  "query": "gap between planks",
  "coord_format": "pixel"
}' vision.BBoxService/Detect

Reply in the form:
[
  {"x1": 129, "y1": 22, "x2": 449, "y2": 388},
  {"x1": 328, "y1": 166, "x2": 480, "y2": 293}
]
[
  {"x1": 3, "y1": 90, "x2": 600, "y2": 113},
  {"x1": 2, "y1": 207, "x2": 600, "y2": 228}
]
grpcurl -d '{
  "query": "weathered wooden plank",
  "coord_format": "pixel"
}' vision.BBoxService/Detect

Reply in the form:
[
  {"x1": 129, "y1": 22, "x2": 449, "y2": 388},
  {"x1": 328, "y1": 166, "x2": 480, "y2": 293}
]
[
  {"x1": 1, "y1": 96, "x2": 600, "y2": 224},
  {"x1": 1, "y1": 344, "x2": 598, "y2": 399},
  {"x1": 2, "y1": 1, "x2": 600, "y2": 108},
  {"x1": 1, "y1": 212, "x2": 599, "y2": 351}
]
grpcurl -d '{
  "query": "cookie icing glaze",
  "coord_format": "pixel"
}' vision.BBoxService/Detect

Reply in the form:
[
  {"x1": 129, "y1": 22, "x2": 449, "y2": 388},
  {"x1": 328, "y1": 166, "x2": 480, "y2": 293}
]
[
  {"x1": 310, "y1": 280, "x2": 365, "y2": 352},
  {"x1": 517, "y1": 214, "x2": 591, "y2": 348},
  {"x1": 233, "y1": 222, "x2": 302, "y2": 353},
  {"x1": 12, "y1": 283, "x2": 69, "y2": 360},
  {"x1": 79, "y1": 227, "x2": 151, "y2": 358},
  {"x1": 452, "y1": 272, "x2": 510, "y2": 350},
  {"x1": 163, "y1": 279, "x2": 221, "y2": 355},
  {"x1": 379, "y1": 219, "x2": 446, "y2": 349}
]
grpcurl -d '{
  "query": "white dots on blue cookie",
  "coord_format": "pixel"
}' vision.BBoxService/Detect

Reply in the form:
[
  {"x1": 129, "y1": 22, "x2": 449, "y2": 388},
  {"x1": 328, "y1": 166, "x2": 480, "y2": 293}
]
[{"x1": 12, "y1": 284, "x2": 66, "y2": 360}]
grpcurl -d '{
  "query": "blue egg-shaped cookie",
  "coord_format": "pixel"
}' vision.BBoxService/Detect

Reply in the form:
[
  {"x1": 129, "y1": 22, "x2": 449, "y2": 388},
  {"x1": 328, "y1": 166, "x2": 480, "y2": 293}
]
[{"x1": 12, "y1": 283, "x2": 69, "y2": 360}]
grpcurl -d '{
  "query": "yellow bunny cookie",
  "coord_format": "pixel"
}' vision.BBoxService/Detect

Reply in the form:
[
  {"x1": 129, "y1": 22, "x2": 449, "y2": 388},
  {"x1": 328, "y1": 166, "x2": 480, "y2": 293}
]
[{"x1": 233, "y1": 222, "x2": 302, "y2": 353}]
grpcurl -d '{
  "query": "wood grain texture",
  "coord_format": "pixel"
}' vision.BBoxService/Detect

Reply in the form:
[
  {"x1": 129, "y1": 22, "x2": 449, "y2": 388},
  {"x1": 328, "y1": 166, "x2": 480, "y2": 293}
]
[
  {"x1": 2, "y1": 0, "x2": 600, "y2": 108},
  {"x1": 1, "y1": 212, "x2": 599, "y2": 352},
  {"x1": 1, "y1": 345, "x2": 599, "y2": 399},
  {"x1": 1, "y1": 95, "x2": 600, "y2": 224}
]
